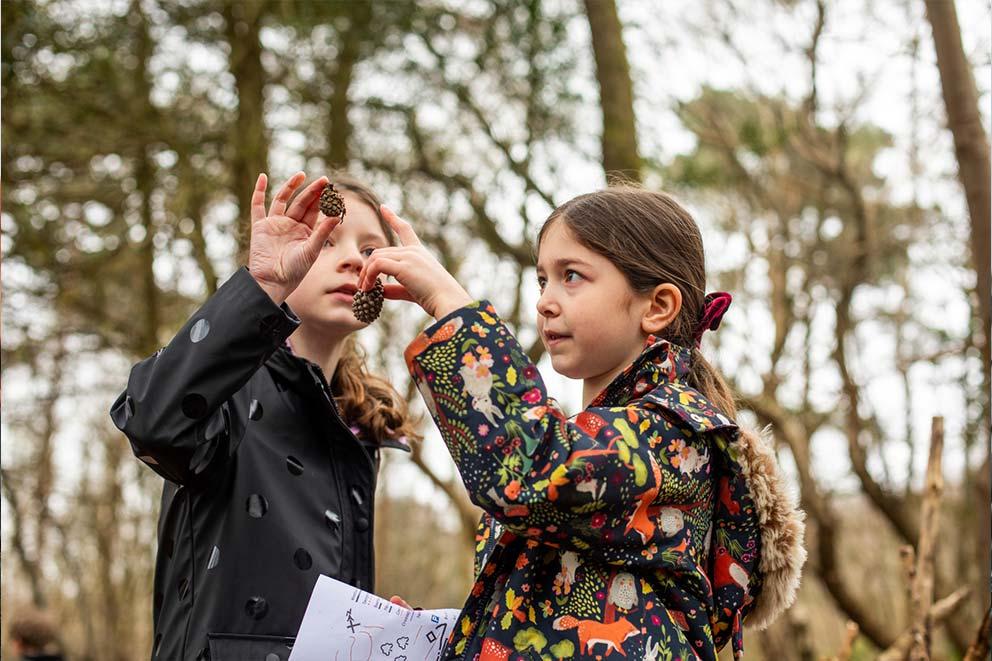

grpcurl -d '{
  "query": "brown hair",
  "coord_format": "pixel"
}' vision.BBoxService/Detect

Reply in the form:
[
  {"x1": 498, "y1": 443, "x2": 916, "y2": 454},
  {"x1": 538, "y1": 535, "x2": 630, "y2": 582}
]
[
  {"x1": 327, "y1": 173, "x2": 422, "y2": 444},
  {"x1": 537, "y1": 185, "x2": 738, "y2": 418}
]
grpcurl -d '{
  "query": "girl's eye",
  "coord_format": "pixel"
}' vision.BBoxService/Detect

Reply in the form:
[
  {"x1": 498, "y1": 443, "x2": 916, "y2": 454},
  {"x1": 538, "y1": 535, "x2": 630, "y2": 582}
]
[
  {"x1": 537, "y1": 276, "x2": 547, "y2": 292},
  {"x1": 564, "y1": 269, "x2": 583, "y2": 283},
  {"x1": 323, "y1": 240, "x2": 333, "y2": 249},
  {"x1": 362, "y1": 247, "x2": 376, "y2": 258}
]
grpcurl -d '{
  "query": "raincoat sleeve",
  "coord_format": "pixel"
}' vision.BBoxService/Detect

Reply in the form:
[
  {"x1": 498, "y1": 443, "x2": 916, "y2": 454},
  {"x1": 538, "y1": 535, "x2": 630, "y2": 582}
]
[{"x1": 110, "y1": 267, "x2": 300, "y2": 485}]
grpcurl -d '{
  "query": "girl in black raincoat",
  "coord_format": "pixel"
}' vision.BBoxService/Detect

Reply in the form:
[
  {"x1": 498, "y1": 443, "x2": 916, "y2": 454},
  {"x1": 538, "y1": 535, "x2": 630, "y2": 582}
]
[{"x1": 111, "y1": 172, "x2": 417, "y2": 661}]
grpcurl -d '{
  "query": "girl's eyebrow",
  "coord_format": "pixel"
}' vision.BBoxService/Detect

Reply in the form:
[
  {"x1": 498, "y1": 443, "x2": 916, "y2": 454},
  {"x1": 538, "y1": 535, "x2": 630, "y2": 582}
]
[
  {"x1": 358, "y1": 231, "x2": 389, "y2": 244},
  {"x1": 536, "y1": 258, "x2": 592, "y2": 273}
]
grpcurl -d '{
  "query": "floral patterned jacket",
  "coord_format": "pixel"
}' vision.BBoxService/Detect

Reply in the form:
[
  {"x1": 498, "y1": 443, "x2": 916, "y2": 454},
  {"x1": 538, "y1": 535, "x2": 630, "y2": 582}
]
[{"x1": 405, "y1": 301, "x2": 805, "y2": 661}]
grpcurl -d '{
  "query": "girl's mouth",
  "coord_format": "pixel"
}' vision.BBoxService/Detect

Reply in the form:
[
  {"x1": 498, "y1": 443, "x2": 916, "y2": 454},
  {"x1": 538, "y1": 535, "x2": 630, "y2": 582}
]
[
  {"x1": 328, "y1": 284, "x2": 357, "y2": 301},
  {"x1": 544, "y1": 332, "x2": 571, "y2": 347}
]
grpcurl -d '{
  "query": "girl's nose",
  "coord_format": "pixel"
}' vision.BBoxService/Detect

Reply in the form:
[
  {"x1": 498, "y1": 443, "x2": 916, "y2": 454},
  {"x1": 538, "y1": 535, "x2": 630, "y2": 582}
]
[
  {"x1": 337, "y1": 245, "x2": 364, "y2": 273},
  {"x1": 536, "y1": 289, "x2": 559, "y2": 318}
]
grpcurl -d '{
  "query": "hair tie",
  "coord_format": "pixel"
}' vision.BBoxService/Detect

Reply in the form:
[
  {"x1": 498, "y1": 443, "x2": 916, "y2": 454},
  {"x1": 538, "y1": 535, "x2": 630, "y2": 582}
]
[{"x1": 693, "y1": 292, "x2": 732, "y2": 347}]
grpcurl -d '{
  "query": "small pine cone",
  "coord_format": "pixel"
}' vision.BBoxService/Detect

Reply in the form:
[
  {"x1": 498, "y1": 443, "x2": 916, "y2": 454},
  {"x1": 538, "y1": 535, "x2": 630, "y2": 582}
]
[
  {"x1": 319, "y1": 184, "x2": 347, "y2": 219},
  {"x1": 352, "y1": 279, "x2": 384, "y2": 323}
]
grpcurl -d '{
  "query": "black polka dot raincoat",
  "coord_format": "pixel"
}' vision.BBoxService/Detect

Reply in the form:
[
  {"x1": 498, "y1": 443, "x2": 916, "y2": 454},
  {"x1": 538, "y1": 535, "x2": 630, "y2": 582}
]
[{"x1": 110, "y1": 267, "x2": 410, "y2": 661}]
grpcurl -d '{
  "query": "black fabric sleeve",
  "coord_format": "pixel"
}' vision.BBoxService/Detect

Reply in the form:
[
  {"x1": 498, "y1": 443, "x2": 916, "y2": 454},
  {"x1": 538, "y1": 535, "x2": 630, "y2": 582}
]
[{"x1": 110, "y1": 267, "x2": 299, "y2": 485}]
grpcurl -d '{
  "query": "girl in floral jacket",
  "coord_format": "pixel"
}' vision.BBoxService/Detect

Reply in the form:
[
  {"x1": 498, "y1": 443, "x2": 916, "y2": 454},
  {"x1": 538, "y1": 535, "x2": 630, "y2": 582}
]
[{"x1": 361, "y1": 188, "x2": 806, "y2": 660}]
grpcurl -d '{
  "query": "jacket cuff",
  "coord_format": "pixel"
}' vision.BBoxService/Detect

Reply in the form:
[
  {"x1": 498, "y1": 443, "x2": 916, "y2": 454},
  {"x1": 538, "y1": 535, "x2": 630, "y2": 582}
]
[{"x1": 232, "y1": 267, "x2": 301, "y2": 345}]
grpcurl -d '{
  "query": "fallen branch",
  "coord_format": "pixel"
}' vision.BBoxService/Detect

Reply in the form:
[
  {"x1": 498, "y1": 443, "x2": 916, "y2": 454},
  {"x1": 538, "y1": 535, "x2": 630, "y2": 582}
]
[{"x1": 876, "y1": 587, "x2": 971, "y2": 661}]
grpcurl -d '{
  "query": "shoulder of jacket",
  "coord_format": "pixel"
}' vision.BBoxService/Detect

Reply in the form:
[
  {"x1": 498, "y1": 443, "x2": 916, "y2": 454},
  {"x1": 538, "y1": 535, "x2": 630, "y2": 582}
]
[{"x1": 638, "y1": 381, "x2": 737, "y2": 434}]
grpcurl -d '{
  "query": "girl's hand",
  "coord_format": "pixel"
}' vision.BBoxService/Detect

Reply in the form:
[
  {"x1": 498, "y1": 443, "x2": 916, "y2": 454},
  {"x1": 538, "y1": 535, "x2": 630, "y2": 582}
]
[
  {"x1": 389, "y1": 595, "x2": 414, "y2": 609},
  {"x1": 357, "y1": 206, "x2": 473, "y2": 320},
  {"x1": 248, "y1": 172, "x2": 341, "y2": 305}
]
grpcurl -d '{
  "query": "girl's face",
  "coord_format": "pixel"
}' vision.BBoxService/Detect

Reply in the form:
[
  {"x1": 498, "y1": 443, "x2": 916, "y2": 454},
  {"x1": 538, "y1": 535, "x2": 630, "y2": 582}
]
[
  {"x1": 535, "y1": 221, "x2": 654, "y2": 384},
  {"x1": 285, "y1": 192, "x2": 391, "y2": 334}
]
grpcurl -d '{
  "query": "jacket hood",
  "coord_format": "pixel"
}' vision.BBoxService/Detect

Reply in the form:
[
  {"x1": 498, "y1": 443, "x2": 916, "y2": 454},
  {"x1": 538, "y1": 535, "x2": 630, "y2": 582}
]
[
  {"x1": 594, "y1": 335, "x2": 806, "y2": 632},
  {"x1": 727, "y1": 425, "x2": 806, "y2": 629}
]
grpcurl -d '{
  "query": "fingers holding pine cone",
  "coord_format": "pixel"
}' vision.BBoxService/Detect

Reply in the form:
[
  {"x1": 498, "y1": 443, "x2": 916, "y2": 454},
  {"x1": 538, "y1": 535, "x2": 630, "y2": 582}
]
[
  {"x1": 352, "y1": 279, "x2": 384, "y2": 323},
  {"x1": 317, "y1": 182, "x2": 380, "y2": 322}
]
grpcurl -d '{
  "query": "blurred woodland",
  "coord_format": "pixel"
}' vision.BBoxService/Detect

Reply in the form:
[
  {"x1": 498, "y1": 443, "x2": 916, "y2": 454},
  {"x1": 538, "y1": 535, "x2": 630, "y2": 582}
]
[{"x1": 1, "y1": 0, "x2": 990, "y2": 659}]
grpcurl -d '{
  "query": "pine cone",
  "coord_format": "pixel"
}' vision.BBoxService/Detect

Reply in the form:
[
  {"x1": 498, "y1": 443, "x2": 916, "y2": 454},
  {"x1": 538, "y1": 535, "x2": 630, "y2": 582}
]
[
  {"x1": 352, "y1": 279, "x2": 384, "y2": 323},
  {"x1": 319, "y1": 184, "x2": 347, "y2": 219}
]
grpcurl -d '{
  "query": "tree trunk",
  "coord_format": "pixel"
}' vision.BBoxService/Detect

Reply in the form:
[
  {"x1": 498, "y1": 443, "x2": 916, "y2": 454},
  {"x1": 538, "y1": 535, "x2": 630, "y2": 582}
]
[
  {"x1": 326, "y1": 4, "x2": 371, "y2": 169},
  {"x1": 582, "y1": 0, "x2": 641, "y2": 182},
  {"x1": 224, "y1": 0, "x2": 269, "y2": 262},
  {"x1": 133, "y1": 0, "x2": 160, "y2": 355},
  {"x1": 924, "y1": 0, "x2": 992, "y2": 622},
  {"x1": 924, "y1": 0, "x2": 992, "y2": 376}
]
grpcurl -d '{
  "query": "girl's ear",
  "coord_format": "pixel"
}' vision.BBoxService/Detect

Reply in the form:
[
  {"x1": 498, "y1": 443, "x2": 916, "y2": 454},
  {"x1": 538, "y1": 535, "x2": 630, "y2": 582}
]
[{"x1": 641, "y1": 283, "x2": 682, "y2": 335}]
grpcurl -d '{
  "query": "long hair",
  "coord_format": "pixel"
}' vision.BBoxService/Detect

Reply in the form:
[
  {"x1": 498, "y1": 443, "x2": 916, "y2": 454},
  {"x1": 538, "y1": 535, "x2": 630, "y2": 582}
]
[
  {"x1": 327, "y1": 172, "x2": 422, "y2": 444},
  {"x1": 536, "y1": 185, "x2": 737, "y2": 419}
]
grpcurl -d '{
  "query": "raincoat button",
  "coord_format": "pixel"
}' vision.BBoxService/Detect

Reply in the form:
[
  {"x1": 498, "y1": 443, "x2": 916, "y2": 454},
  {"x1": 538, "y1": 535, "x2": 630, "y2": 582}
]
[
  {"x1": 245, "y1": 595, "x2": 269, "y2": 620},
  {"x1": 259, "y1": 314, "x2": 282, "y2": 337}
]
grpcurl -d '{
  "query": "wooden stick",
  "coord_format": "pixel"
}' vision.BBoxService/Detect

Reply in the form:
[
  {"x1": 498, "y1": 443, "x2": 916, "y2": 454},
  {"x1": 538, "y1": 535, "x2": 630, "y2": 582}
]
[
  {"x1": 836, "y1": 621, "x2": 859, "y2": 661},
  {"x1": 900, "y1": 545, "x2": 916, "y2": 597},
  {"x1": 963, "y1": 606, "x2": 991, "y2": 661},
  {"x1": 878, "y1": 587, "x2": 971, "y2": 661},
  {"x1": 909, "y1": 417, "x2": 944, "y2": 660}
]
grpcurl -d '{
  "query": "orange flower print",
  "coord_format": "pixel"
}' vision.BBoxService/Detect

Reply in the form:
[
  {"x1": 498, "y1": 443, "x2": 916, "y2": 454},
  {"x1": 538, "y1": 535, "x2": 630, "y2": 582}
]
[{"x1": 504, "y1": 480, "x2": 521, "y2": 500}]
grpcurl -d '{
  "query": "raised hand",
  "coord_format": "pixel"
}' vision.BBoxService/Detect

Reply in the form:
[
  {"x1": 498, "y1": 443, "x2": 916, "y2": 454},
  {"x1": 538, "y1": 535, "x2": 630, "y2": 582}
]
[
  {"x1": 248, "y1": 172, "x2": 340, "y2": 305},
  {"x1": 357, "y1": 206, "x2": 473, "y2": 320}
]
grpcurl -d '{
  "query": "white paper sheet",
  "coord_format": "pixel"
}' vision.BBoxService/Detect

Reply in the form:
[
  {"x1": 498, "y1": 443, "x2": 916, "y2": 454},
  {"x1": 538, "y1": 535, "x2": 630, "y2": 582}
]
[{"x1": 289, "y1": 575, "x2": 461, "y2": 661}]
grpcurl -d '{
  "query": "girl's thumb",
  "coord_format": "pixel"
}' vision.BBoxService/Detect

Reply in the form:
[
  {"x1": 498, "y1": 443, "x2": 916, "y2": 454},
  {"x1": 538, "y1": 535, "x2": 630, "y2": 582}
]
[{"x1": 305, "y1": 215, "x2": 339, "y2": 257}]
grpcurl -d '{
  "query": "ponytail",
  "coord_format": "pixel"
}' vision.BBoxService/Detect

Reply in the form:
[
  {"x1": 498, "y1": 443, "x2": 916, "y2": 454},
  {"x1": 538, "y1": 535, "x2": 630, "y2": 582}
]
[{"x1": 687, "y1": 349, "x2": 738, "y2": 420}]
